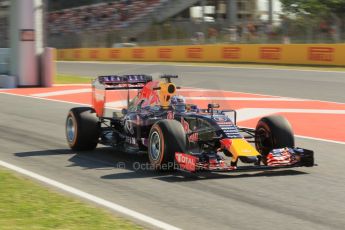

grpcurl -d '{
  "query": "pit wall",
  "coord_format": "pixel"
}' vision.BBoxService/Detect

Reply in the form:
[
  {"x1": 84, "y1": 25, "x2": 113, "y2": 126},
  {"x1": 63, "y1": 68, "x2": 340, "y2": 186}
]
[{"x1": 57, "y1": 44, "x2": 345, "y2": 66}]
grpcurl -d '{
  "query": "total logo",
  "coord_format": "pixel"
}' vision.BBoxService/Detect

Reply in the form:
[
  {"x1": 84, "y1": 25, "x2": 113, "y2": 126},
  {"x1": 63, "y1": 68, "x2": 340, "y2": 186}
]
[{"x1": 175, "y1": 153, "x2": 197, "y2": 171}]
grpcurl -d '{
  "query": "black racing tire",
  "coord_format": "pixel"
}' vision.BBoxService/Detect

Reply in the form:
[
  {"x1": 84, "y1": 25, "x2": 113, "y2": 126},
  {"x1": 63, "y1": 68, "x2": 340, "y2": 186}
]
[
  {"x1": 66, "y1": 107, "x2": 100, "y2": 151},
  {"x1": 255, "y1": 115, "x2": 295, "y2": 158},
  {"x1": 148, "y1": 119, "x2": 186, "y2": 171}
]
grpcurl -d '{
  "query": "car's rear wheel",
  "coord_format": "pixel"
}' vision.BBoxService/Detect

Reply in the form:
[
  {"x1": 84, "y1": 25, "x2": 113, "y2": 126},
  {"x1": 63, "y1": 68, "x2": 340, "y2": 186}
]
[
  {"x1": 148, "y1": 119, "x2": 186, "y2": 171},
  {"x1": 66, "y1": 107, "x2": 100, "y2": 151},
  {"x1": 255, "y1": 115, "x2": 295, "y2": 164}
]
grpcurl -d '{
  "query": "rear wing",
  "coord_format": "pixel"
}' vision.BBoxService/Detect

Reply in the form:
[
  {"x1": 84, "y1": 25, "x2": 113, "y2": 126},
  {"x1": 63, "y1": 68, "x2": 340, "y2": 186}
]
[
  {"x1": 93, "y1": 75, "x2": 152, "y2": 90},
  {"x1": 92, "y1": 74, "x2": 152, "y2": 117}
]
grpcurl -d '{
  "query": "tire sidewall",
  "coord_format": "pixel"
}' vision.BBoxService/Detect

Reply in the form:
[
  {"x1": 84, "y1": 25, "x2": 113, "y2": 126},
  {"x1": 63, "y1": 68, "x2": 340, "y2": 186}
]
[{"x1": 148, "y1": 124, "x2": 165, "y2": 168}]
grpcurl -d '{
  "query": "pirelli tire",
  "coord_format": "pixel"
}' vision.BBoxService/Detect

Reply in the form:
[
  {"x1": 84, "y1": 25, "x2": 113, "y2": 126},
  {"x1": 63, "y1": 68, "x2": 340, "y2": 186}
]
[
  {"x1": 66, "y1": 107, "x2": 100, "y2": 151},
  {"x1": 255, "y1": 115, "x2": 295, "y2": 158},
  {"x1": 148, "y1": 119, "x2": 187, "y2": 171}
]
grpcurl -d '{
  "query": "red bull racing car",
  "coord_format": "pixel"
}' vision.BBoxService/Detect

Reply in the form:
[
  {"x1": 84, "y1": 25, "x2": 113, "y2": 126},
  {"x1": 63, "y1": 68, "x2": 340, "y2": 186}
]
[{"x1": 65, "y1": 74, "x2": 314, "y2": 172}]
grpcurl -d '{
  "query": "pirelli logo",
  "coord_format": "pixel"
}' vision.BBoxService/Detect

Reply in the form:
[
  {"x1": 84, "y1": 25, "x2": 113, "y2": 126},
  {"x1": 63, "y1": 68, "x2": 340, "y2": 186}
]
[
  {"x1": 186, "y1": 47, "x2": 203, "y2": 59},
  {"x1": 223, "y1": 47, "x2": 241, "y2": 59},
  {"x1": 73, "y1": 50, "x2": 81, "y2": 59},
  {"x1": 308, "y1": 47, "x2": 334, "y2": 62},
  {"x1": 109, "y1": 49, "x2": 121, "y2": 59},
  {"x1": 132, "y1": 49, "x2": 145, "y2": 59},
  {"x1": 158, "y1": 48, "x2": 172, "y2": 59},
  {"x1": 260, "y1": 47, "x2": 281, "y2": 60},
  {"x1": 89, "y1": 49, "x2": 99, "y2": 59},
  {"x1": 59, "y1": 51, "x2": 65, "y2": 59}
]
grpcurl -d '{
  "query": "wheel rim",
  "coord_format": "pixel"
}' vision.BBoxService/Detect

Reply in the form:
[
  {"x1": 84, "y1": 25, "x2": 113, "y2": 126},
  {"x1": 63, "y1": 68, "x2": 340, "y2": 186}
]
[
  {"x1": 150, "y1": 131, "x2": 161, "y2": 161},
  {"x1": 66, "y1": 116, "x2": 76, "y2": 143}
]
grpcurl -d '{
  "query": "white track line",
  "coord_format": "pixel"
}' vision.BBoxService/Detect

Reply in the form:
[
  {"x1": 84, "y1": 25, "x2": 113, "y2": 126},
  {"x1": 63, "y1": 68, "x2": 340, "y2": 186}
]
[
  {"x1": 295, "y1": 135, "x2": 345, "y2": 145},
  {"x1": 234, "y1": 108, "x2": 345, "y2": 123},
  {"x1": 53, "y1": 84, "x2": 90, "y2": 86},
  {"x1": 185, "y1": 96, "x2": 306, "y2": 101},
  {"x1": 0, "y1": 160, "x2": 180, "y2": 230},
  {"x1": 31, "y1": 88, "x2": 92, "y2": 97}
]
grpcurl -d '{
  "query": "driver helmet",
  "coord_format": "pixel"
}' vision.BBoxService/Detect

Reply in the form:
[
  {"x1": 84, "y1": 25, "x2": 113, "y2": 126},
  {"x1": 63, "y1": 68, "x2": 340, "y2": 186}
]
[{"x1": 170, "y1": 95, "x2": 186, "y2": 112}]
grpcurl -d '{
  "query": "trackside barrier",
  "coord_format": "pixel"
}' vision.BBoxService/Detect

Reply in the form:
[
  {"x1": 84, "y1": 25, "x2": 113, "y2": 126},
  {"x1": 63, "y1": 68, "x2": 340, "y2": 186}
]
[
  {"x1": 41, "y1": 47, "x2": 56, "y2": 87},
  {"x1": 56, "y1": 44, "x2": 345, "y2": 66}
]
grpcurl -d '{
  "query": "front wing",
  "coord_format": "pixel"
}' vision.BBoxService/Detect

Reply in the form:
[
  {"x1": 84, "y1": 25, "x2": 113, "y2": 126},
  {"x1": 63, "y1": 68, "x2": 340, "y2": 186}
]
[{"x1": 175, "y1": 148, "x2": 315, "y2": 173}]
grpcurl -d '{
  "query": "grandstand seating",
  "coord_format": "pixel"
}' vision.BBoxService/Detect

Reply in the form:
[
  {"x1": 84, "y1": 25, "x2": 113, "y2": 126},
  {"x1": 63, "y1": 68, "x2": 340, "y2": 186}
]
[{"x1": 48, "y1": 0, "x2": 163, "y2": 35}]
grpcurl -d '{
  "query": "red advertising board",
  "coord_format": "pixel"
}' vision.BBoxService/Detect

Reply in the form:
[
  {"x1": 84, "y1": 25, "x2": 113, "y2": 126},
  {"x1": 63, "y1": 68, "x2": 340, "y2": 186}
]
[
  {"x1": 222, "y1": 47, "x2": 241, "y2": 59},
  {"x1": 186, "y1": 47, "x2": 203, "y2": 59},
  {"x1": 308, "y1": 47, "x2": 334, "y2": 62},
  {"x1": 260, "y1": 47, "x2": 281, "y2": 60},
  {"x1": 158, "y1": 48, "x2": 172, "y2": 59}
]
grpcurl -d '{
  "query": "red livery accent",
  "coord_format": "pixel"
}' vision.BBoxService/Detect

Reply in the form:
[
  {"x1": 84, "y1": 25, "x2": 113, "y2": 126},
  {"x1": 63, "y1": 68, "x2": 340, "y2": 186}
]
[
  {"x1": 220, "y1": 139, "x2": 232, "y2": 149},
  {"x1": 175, "y1": 152, "x2": 197, "y2": 172},
  {"x1": 92, "y1": 87, "x2": 106, "y2": 117},
  {"x1": 139, "y1": 81, "x2": 160, "y2": 107}
]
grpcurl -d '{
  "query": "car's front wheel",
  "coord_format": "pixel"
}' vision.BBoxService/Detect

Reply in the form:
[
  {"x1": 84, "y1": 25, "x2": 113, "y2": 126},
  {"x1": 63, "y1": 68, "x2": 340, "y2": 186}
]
[
  {"x1": 255, "y1": 115, "x2": 295, "y2": 163},
  {"x1": 148, "y1": 119, "x2": 186, "y2": 171}
]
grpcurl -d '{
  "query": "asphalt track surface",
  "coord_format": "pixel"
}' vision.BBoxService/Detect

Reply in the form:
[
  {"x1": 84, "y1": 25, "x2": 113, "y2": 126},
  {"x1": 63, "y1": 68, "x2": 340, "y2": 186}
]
[
  {"x1": 57, "y1": 61, "x2": 345, "y2": 103},
  {"x1": 0, "y1": 62, "x2": 344, "y2": 230}
]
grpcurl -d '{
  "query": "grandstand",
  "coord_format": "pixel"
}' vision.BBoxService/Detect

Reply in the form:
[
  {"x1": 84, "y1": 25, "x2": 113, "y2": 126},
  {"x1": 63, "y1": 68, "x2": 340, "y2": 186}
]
[
  {"x1": 48, "y1": 0, "x2": 163, "y2": 34},
  {"x1": 0, "y1": 0, "x2": 9, "y2": 48},
  {"x1": 47, "y1": 0, "x2": 255, "y2": 48},
  {"x1": 2, "y1": 0, "x2": 276, "y2": 48},
  {"x1": 3, "y1": 0, "x2": 339, "y2": 48}
]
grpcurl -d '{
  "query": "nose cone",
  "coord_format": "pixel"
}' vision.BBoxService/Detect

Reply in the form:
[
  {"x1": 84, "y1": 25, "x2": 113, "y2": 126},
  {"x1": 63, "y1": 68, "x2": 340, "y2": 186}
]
[{"x1": 230, "y1": 139, "x2": 260, "y2": 157}]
